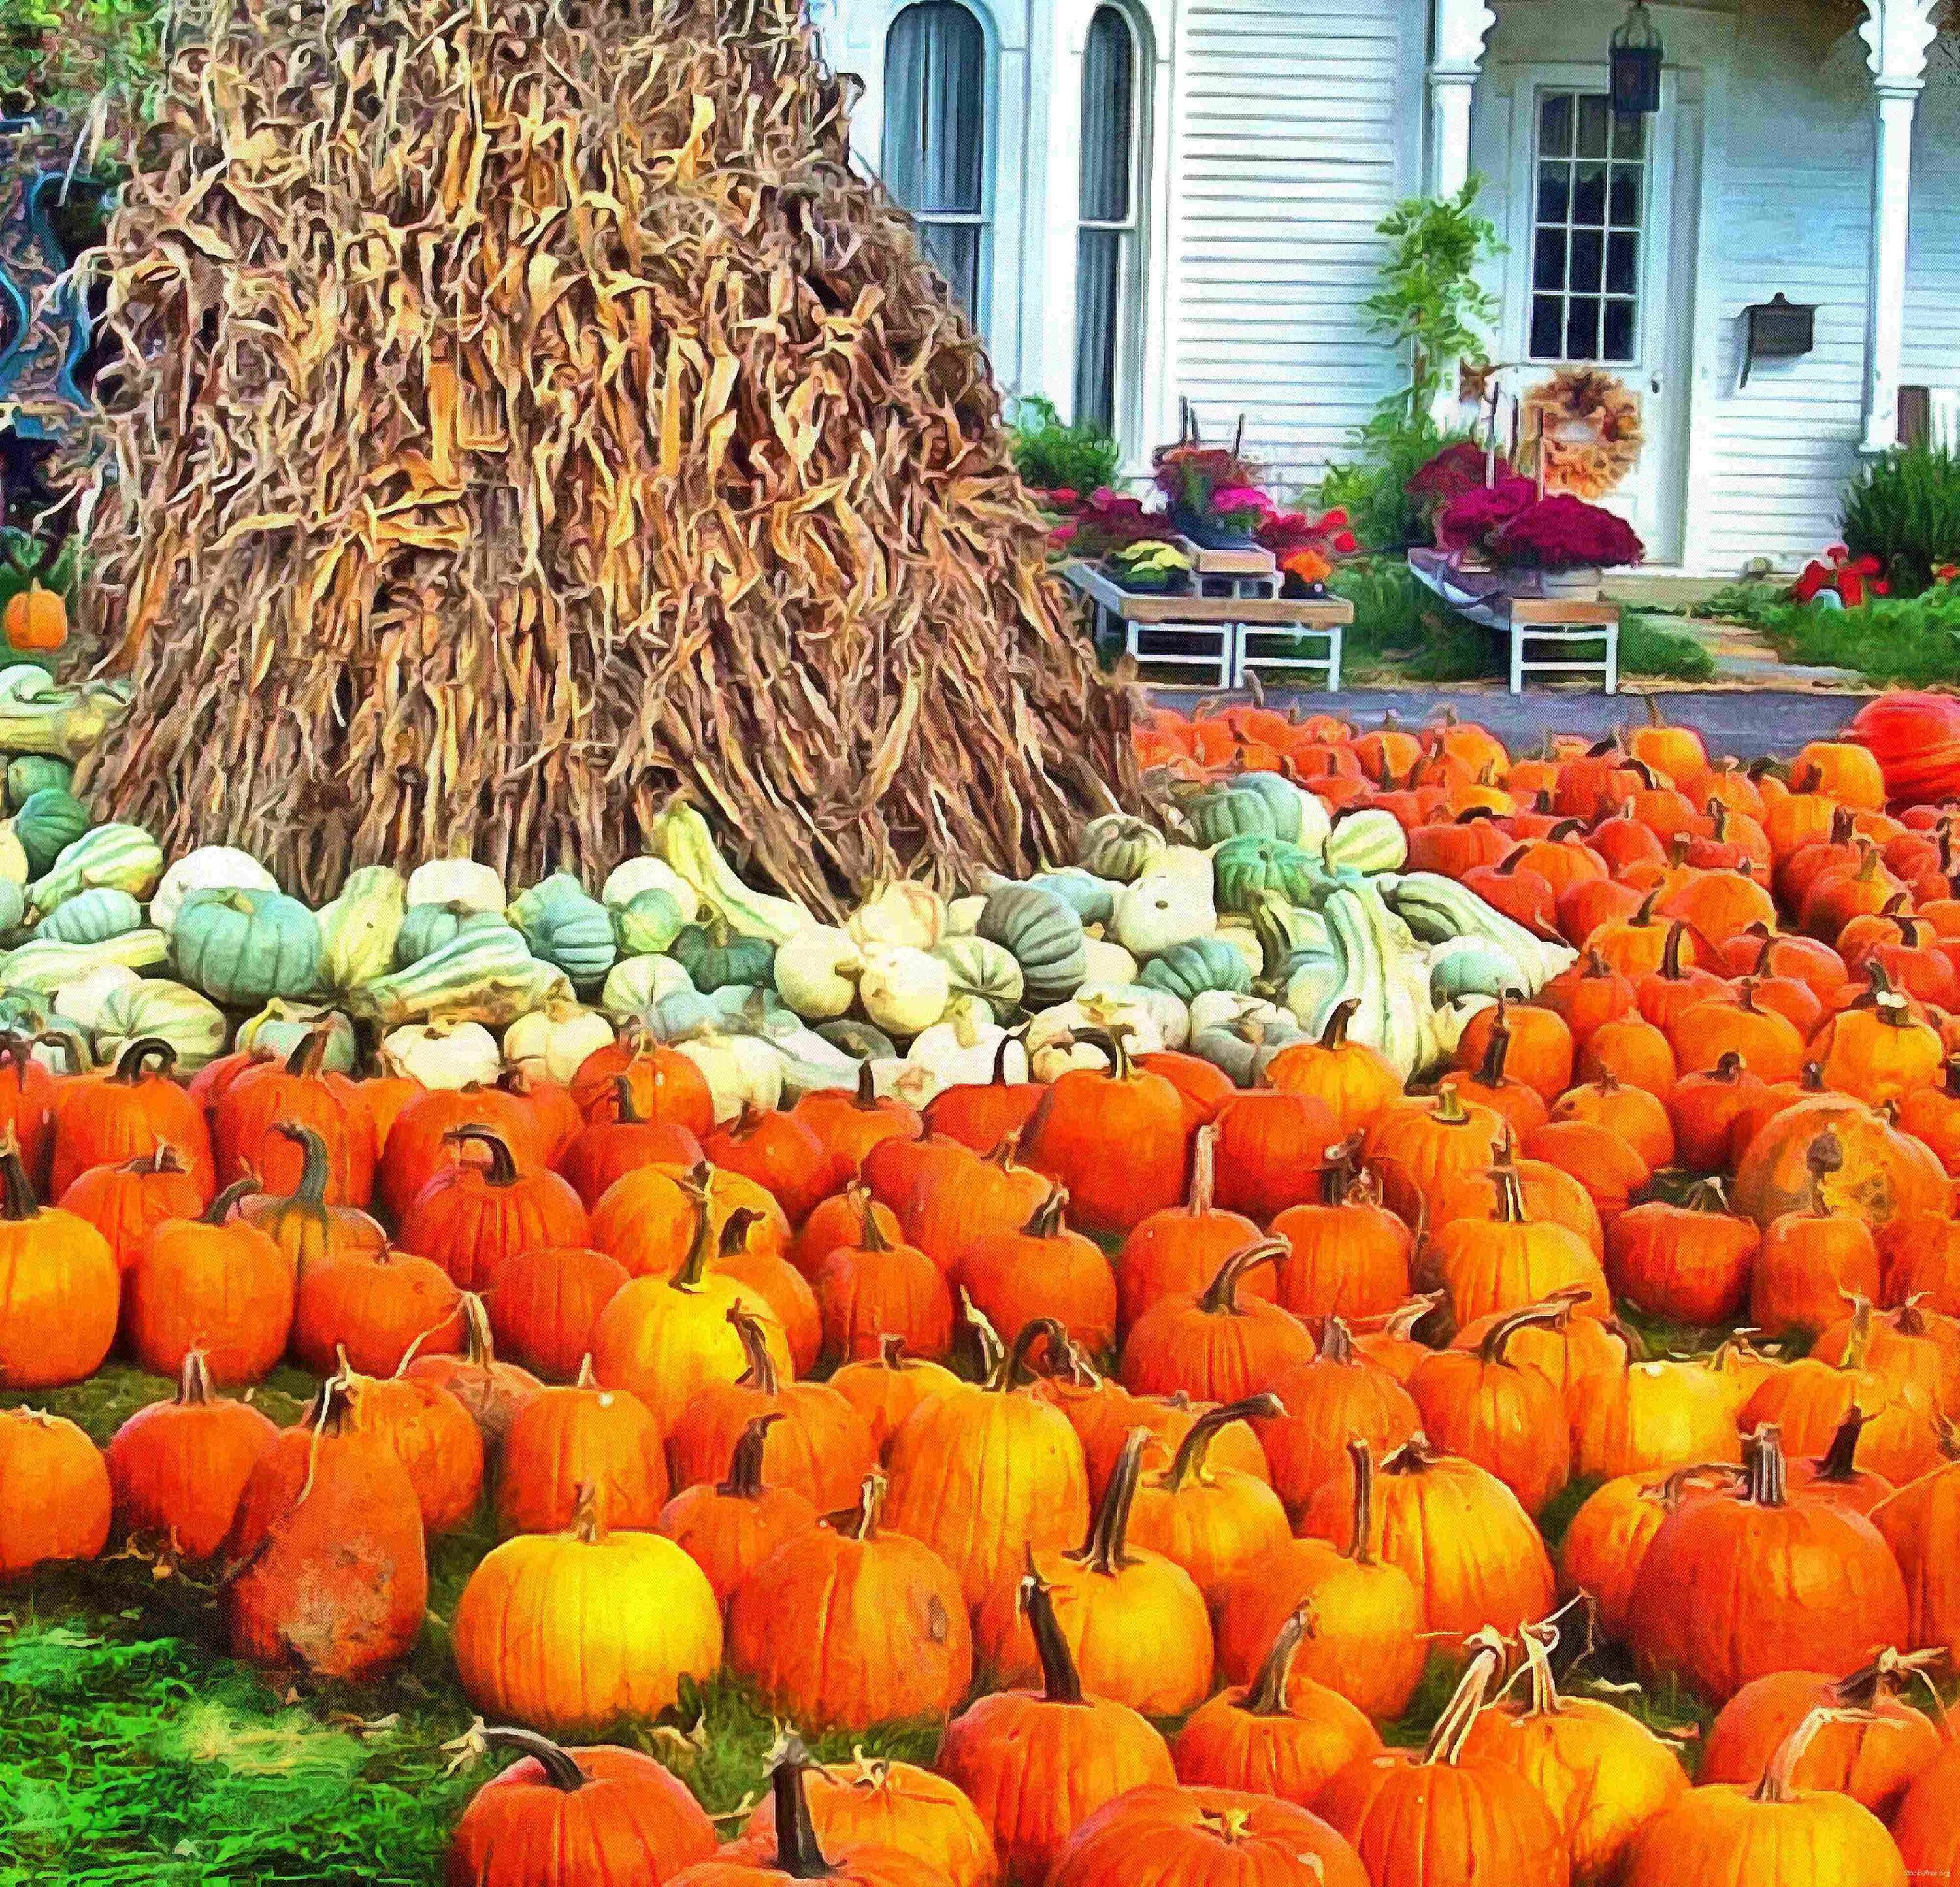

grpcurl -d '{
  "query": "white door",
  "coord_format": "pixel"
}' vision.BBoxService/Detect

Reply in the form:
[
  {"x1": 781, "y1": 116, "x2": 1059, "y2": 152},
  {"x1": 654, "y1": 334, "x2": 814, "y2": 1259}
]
[{"x1": 1500, "y1": 73, "x2": 1693, "y2": 563}]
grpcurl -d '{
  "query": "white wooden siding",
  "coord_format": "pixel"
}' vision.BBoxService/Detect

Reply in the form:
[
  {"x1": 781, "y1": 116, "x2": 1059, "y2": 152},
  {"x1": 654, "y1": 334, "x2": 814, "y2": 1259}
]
[{"x1": 1166, "y1": 0, "x2": 1418, "y2": 495}]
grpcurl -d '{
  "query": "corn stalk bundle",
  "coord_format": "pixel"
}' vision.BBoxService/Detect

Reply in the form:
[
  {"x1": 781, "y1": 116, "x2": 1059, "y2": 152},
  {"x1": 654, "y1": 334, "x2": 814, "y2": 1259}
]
[{"x1": 76, "y1": 0, "x2": 1135, "y2": 912}]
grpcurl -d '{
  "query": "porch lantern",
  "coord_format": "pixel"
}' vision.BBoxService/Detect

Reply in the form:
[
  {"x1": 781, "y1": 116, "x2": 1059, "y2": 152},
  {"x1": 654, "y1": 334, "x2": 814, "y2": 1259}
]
[{"x1": 1610, "y1": 2, "x2": 1664, "y2": 116}]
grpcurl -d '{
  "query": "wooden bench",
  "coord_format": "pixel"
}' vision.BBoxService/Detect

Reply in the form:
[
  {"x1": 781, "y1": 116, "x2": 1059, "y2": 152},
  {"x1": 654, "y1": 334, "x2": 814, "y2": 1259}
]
[{"x1": 1407, "y1": 550, "x2": 1620, "y2": 696}]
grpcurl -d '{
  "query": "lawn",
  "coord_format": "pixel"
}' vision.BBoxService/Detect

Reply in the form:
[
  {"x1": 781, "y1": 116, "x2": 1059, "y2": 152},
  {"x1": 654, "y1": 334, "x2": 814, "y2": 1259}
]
[{"x1": 1690, "y1": 580, "x2": 1960, "y2": 687}]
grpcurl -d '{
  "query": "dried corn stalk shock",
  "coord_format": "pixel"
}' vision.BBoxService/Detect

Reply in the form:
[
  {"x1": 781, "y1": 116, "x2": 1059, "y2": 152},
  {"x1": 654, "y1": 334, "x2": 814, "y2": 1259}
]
[{"x1": 75, "y1": 0, "x2": 1137, "y2": 913}]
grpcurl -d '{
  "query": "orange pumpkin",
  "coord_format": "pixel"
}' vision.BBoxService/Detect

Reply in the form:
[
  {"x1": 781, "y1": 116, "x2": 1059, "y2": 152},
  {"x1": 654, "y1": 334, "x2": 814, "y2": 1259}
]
[
  {"x1": 1119, "y1": 1238, "x2": 1314, "y2": 1403},
  {"x1": 1409, "y1": 1301, "x2": 1574, "y2": 1515},
  {"x1": 3, "y1": 582, "x2": 66, "y2": 651},
  {"x1": 1264, "y1": 998, "x2": 1403, "y2": 1136},
  {"x1": 1268, "y1": 1140, "x2": 1412, "y2": 1324},
  {"x1": 1607, "y1": 1179, "x2": 1760, "y2": 1326},
  {"x1": 1750, "y1": 1131, "x2": 1884, "y2": 1337}
]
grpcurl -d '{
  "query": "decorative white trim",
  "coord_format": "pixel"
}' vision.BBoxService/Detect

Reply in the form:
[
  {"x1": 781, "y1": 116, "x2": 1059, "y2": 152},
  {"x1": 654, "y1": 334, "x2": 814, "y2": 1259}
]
[
  {"x1": 1860, "y1": 0, "x2": 1937, "y2": 452},
  {"x1": 1429, "y1": 0, "x2": 1497, "y2": 197}
]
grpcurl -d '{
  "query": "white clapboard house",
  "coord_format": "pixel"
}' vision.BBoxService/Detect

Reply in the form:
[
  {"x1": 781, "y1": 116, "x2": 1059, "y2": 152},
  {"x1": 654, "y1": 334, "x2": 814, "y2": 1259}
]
[{"x1": 809, "y1": 0, "x2": 1959, "y2": 574}]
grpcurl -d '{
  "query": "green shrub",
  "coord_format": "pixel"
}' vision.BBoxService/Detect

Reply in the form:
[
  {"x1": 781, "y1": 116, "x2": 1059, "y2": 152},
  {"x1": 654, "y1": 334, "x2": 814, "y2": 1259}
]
[
  {"x1": 1321, "y1": 421, "x2": 1478, "y2": 553},
  {"x1": 1008, "y1": 396, "x2": 1120, "y2": 497},
  {"x1": 1842, "y1": 446, "x2": 1960, "y2": 597}
]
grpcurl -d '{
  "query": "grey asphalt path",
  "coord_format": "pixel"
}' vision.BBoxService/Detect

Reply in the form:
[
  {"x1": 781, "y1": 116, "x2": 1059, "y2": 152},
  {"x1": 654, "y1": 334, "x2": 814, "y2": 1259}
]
[{"x1": 1157, "y1": 686, "x2": 1871, "y2": 757}]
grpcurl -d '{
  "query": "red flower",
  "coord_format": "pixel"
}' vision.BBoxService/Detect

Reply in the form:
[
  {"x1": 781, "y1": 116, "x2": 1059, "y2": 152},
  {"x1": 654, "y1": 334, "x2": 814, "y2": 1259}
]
[
  {"x1": 1488, "y1": 494, "x2": 1645, "y2": 574},
  {"x1": 1406, "y1": 442, "x2": 1494, "y2": 504},
  {"x1": 1437, "y1": 476, "x2": 1537, "y2": 554}
]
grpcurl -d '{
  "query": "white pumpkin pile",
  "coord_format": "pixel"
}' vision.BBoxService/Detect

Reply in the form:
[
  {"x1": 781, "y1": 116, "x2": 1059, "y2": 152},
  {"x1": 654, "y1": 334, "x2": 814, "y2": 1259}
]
[{"x1": 0, "y1": 776, "x2": 1571, "y2": 1113}]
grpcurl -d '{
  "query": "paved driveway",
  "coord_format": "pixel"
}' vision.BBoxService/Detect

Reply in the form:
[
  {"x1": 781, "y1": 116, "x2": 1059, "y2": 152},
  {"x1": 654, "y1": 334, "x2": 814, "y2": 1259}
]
[{"x1": 1157, "y1": 686, "x2": 1871, "y2": 757}]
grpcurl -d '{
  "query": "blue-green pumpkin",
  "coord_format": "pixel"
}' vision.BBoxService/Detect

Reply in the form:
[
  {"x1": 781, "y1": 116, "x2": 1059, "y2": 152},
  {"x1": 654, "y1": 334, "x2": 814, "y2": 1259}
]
[
  {"x1": 670, "y1": 908, "x2": 775, "y2": 993},
  {"x1": 171, "y1": 886, "x2": 323, "y2": 1006},
  {"x1": 613, "y1": 887, "x2": 685, "y2": 957},
  {"x1": 1028, "y1": 868, "x2": 1117, "y2": 930},
  {"x1": 1213, "y1": 836, "x2": 1322, "y2": 915},
  {"x1": 1183, "y1": 785, "x2": 1277, "y2": 847},
  {"x1": 35, "y1": 885, "x2": 144, "y2": 945},
  {"x1": 975, "y1": 885, "x2": 1086, "y2": 1006},
  {"x1": 1139, "y1": 936, "x2": 1254, "y2": 1003},
  {"x1": 5, "y1": 755, "x2": 70, "y2": 812},
  {"x1": 510, "y1": 873, "x2": 617, "y2": 987},
  {"x1": 1229, "y1": 772, "x2": 1307, "y2": 844},
  {"x1": 395, "y1": 902, "x2": 509, "y2": 968},
  {"x1": 14, "y1": 789, "x2": 90, "y2": 876},
  {"x1": 0, "y1": 879, "x2": 23, "y2": 935}
]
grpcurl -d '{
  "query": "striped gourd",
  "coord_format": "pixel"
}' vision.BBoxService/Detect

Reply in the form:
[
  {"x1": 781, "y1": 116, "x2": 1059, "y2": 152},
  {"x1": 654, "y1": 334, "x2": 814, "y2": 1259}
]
[
  {"x1": 92, "y1": 979, "x2": 229, "y2": 1072},
  {"x1": 28, "y1": 824, "x2": 165, "y2": 919},
  {"x1": 345, "y1": 921, "x2": 572, "y2": 1026},
  {"x1": 0, "y1": 928, "x2": 169, "y2": 993},
  {"x1": 35, "y1": 885, "x2": 145, "y2": 946}
]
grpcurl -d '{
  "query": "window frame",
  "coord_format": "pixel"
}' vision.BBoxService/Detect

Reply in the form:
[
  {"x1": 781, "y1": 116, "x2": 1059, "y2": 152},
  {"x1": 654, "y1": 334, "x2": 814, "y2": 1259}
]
[
  {"x1": 1072, "y1": 0, "x2": 1151, "y2": 450},
  {"x1": 1526, "y1": 86, "x2": 1650, "y2": 368},
  {"x1": 881, "y1": 0, "x2": 995, "y2": 329}
]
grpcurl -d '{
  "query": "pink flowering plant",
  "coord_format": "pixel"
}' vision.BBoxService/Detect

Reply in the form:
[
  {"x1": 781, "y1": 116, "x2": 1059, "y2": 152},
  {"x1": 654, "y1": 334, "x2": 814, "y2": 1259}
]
[
  {"x1": 1435, "y1": 476, "x2": 1537, "y2": 555},
  {"x1": 1490, "y1": 495, "x2": 1645, "y2": 574}
]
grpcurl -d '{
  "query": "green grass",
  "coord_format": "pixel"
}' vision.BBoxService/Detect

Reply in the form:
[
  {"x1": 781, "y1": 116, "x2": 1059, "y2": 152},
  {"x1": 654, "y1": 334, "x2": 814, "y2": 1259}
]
[{"x1": 1757, "y1": 589, "x2": 1960, "y2": 685}]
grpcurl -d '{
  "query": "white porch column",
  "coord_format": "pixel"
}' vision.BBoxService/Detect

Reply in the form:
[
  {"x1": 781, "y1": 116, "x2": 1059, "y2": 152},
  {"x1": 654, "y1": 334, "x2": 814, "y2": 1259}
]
[
  {"x1": 1429, "y1": 0, "x2": 1496, "y2": 199},
  {"x1": 1860, "y1": 0, "x2": 1940, "y2": 454}
]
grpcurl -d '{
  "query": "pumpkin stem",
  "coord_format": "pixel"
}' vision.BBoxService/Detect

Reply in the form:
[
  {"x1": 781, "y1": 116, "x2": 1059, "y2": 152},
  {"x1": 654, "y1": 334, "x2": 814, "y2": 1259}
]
[
  {"x1": 612, "y1": 1075, "x2": 645, "y2": 1126},
  {"x1": 272, "y1": 1121, "x2": 334, "y2": 1207},
  {"x1": 443, "y1": 1124, "x2": 519, "y2": 1187},
  {"x1": 1660, "y1": 921, "x2": 1691, "y2": 981},
  {"x1": 1375, "y1": 1294, "x2": 1443, "y2": 1344},
  {"x1": 987, "y1": 1031, "x2": 1025, "y2": 1090},
  {"x1": 719, "y1": 1412, "x2": 780, "y2": 1499},
  {"x1": 1019, "y1": 1565, "x2": 1085, "y2": 1707},
  {"x1": 568, "y1": 1481, "x2": 607, "y2": 1545},
  {"x1": 1022, "y1": 1185, "x2": 1070, "y2": 1241},
  {"x1": 1837, "y1": 1294, "x2": 1878, "y2": 1373},
  {"x1": 1752, "y1": 1706, "x2": 1871, "y2": 1805},
  {"x1": 1317, "y1": 1134, "x2": 1366, "y2": 1207},
  {"x1": 176, "y1": 1349, "x2": 214, "y2": 1407},
  {"x1": 474, "y1": 1726, "x2": 587, "y2": 1794},
  {"x1": 1744, "y1": 1424, "x2": 1789, "y2": 1508},
  {"x1": 113, "y1": 1036, "x2": 178, "y2": 1085},
  {"x1": 1345, "y1": 1439, "x2": 1379, "y2": 1567},
  {"x1": 1161, "y1": 1394, "x2": 1282, "y2": 1494},
  {"x1": 1431, "y1": 1088, "x2": 1473, "y2": 1128},
  {"x1": 1422, "y1": 1633, "x2": 1507, "y2": 1766},
  {"x1": 1242, "y1": 1603, "x2": 1314, "y2": 1718},
  {"x1": 1473, "y1": 1017, "x2": 1512, "y2": 1090},
  {"x1": 1199, "y1": 1239, "x2": 1288, "y2": 1315},
  {"x1": 1805, "y1": 1131, "x2": 1844, "y2": 1217},
  {"x1": 1492, "y1": 1162, "x2": 1530, "y2": 1226},
  {"x1": 1686, "y1": 1175, "x2": 1733, "y2": 1215},
  {"x1": 1478, "y1": 1299, "x2": 1573, "y2": 1366},
  {"x1": 1071, "y1": 1026, "x2": 1133, "y2": 1081},
  {"x1": 1183, "y1": 1124, "x2": 1220, "y2": 1217},
  {"x1": 283, "y1": 1026, "x2": 332, "y2": 1079},
  {"x1": 855, "y1": 1194, "x2": 893, "y2": 1254},
  {"x1": 719, "y1": 1207, "x2": 765, "y2": 1262},
  {"x1": 762, "y1": 1736, "x2": 835, "y2": 1880},
  {"x1": 983, "y1": 1130, "x2": 1026, "y2": 1174},
  {"x1": 1318, "y1": 998, "x2": 1360, "y2": 1052},
  {"x1": 1831, "y1": 1647, "x2": 1946, "y2": 1711},
  {"x1": 988, "y1": 1315, "x2": 1068, "y2": 1393},
  {"x1": 1516, "y1": 1618, "x2": 1565, "y2": 1719},
  {"x1": 827, "y1": 1469, "x2": 887, "y2": 1543},
  {"x1": 453, "y1": 1291, "x2": 497, "y2": 1371},
  {"x1": 203, "y1": 1175, "x2": 259, "y2": 1225},
  {"x1": 853, "y1": 1059, "x2": 880, "y2": 1111},
  {"x1": 672, "y1": 1170, "x2": 717, "y2": 1291},
  {"x1": 1073, "y1": 1428, "x2": 1147, "y2": 1576},
  {"x1": 728, "y1": 1302, "x2": 781, "y2": 1397},
  {"x1": 875, "y1": 1333, "x2": 912, "y2": 1371},
  {"x1": 1814, "y1": 1407, "x2": 1867, "y2": 1485},
  {"x1": 0, "y1": 1143, "x2": 38, "y2": 1221}
]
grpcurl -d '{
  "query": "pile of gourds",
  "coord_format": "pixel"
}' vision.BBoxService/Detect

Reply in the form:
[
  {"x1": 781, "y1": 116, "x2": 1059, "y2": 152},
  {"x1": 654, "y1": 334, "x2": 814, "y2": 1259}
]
[{"x1": 15, "y1": 694, "x2": 1960, "y2": 1887}]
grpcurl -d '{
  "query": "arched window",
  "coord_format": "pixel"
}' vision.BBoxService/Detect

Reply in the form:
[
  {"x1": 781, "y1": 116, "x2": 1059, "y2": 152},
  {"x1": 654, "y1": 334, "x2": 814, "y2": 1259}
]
[
  {"x1": 1075, "y1": 5, "x2": 1143, "y2": 438},
  {"x1": 883, "y1": 1, "x2": 990, "y2": 319}
]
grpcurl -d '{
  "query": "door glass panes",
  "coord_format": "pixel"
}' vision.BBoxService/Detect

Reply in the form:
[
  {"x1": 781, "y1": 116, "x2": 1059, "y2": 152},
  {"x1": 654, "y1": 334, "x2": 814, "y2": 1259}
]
[
  {"x1": 884, "y1": 3, "x2": 989, "y2": 317},
  {"x1": 1075, "y1": 6, "x2": 1141, "y2": 436},
  {"x1": 1529, "y1": 88, "x2": 1646, "y2": 364}
]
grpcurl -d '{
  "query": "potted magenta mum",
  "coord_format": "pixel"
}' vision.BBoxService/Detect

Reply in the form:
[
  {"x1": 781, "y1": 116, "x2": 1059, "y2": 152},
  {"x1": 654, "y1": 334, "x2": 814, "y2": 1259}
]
[
  {"x1": 1490, "y1": 495, "x2": 1646, "y2": 600},
  {"x1": 1437, "y1": 476, "x2": 1537, "y2": 557}
]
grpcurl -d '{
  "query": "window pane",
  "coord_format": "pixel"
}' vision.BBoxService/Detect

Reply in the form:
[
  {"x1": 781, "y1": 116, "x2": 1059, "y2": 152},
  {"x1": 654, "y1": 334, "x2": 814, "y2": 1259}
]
[
  {"x1": 1537, "y1": 163, "x2": 1571, "y2": 225},
  {"x1": 1570, "y1": 228, "x2": 1604, "y2": 294},
  {"x1": 885, "y1": 3, "x2": 987, "y2": 217},
  {"x1": 1534, "y1": 227, "x2": 1568, "y2": 291},
  {"x1": 1573, "y1": 161, "x2": 1607, "y2": 225},
  {"x1": 1080, "y1": 8, "x2": 1134, "y2": 223},
  {"x1": 1577, "y1": 95, "x2": 1610, "y2": 159},
  {"x1": 1075, "y1": 228, "x2": 1122, "y2": 431},
  {"x1": 1612, "y1": 110, "x2": 1648, "y2": 160},
  {"x1": 1567, "y1": 295, "x2": 1602, "y2": 360},
  {"x1": 1604, "y1": 299, "x2": 1637, "y2": 361},
  {"x1": 1540, "y1": 93, "x2": 1574, "y2": 156},
  {"x1": 919, "y1": 221, "x2": 983, "y2": 312},
  {"x1": 1531, "y1": 295, "x2": 1565, "y2": 359},
  {"x1": 1609, "y1": 163, "x2": 1643, "y2": 227},
  {"x1": 1607, "y1": 230, "x2": 1639, "y2": 295}
]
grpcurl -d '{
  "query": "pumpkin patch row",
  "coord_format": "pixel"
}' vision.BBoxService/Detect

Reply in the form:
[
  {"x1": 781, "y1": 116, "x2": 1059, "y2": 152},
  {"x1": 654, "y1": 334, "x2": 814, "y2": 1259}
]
[{"x1": 12, "y1": 695, "x2": 1960, "y2": 1885}]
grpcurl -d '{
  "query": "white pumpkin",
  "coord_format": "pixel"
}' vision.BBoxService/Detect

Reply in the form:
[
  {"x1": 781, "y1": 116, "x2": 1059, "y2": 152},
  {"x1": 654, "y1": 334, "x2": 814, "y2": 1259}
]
[
  {"x1": 600, "y1": 954, "x2": 694, "y2": 1023},
  {"x1": 907, "y1": 1007, "x2": 1007, "y2": 1086},
  {"x1": 1214, "y1": 921, "x2": 1265, "y2": 981},
  {"x1": 1190, "y1": 990, "x2": 1286, "y2": 1036},
  {"x1": 858, "y1": 945, "x2": 951, "y2": 1038},
  {"x1": 405, "y1": 858, "x2": 505, "y2": 915},
  {"x1": 1025, "y1": 988, "x2": 1167, "y2": 1075},
  {"x1": 600, "y1": 856, "x2": 700, "y2": 924},
  {"x1": 503, "y1": 998, "x2": 616, "y2": 1085},
  {"x1": 1081, "y1": 938, "x2": 1139, "y2": 987},
  {"x1": 1109, "y1": 981, "x2": 1190, "y2": 1051},
  {"x1": 944, "y1": 895, "x2": 987, "y2": 937},
  {"x1": 870, "y1": 1057, "x2": 943, "y2": 1110},
  {"x1": 54, "y1": 964, "x2": 140, "y2": 1032},
  {"x1": 772, "y1": 925, "x2": 864, "y2": 1021},
  {"x1": 0, "y1": 820, "x2": 28, "y2": 885},
  {"x1": 1152, "y1": 845, "x2": 1217, "y2": 889},
  {"x1": 382, "y1": 1018, "x2": 502, "y2": 1089},
  {"x1": 1296, "y1": 789, "x2": 1334, "y2": 857},
  {"x1": 151, "y1": 845, "x2": 280, "y2": 933},
  {"x1": 676, "y1": 1029, "x2": 783, "y2": 1122},
  {"x1": 1113, "y1": 870, "x2": 1217, "y2": 959},
  {"x1": 849, "y1": 881, "x2": 945, "y2": 954}
]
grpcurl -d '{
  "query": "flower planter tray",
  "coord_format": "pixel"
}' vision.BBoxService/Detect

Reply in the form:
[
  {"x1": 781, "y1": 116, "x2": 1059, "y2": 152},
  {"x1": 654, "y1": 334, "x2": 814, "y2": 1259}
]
[
  {"x1": 1407, "y1": 548, "x2": 1621, "y2": 697},
  {"x1": 1063, "y1": 561, "x2": 1351, "y2": 690}
]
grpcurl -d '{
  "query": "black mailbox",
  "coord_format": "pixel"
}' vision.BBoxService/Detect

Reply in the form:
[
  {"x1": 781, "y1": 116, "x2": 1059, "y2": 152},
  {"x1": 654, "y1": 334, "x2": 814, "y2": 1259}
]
[{"x1": 1739, "y1": 294, "x2": 1818, "y2": 387}]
